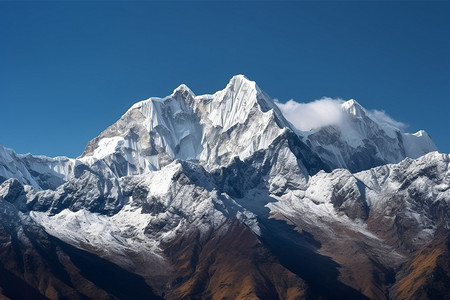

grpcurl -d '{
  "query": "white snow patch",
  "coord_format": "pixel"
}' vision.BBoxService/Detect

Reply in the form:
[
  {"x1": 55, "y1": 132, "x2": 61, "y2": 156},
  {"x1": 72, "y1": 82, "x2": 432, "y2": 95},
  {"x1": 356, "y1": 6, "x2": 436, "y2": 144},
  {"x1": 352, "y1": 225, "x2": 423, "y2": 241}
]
[
  {"x1": 30, "y1": 207, "x2": 164, "y2": 267},
  {"x1": 92, "y1": 137, "x2": 125, "y2": 159}
]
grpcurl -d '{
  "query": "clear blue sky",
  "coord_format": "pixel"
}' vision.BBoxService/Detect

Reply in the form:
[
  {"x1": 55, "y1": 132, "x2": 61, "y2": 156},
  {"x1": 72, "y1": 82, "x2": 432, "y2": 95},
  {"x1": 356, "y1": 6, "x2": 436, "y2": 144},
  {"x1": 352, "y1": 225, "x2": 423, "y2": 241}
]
[{"x1": 1, "y1": 1, "x2": 449, "y2": 158}]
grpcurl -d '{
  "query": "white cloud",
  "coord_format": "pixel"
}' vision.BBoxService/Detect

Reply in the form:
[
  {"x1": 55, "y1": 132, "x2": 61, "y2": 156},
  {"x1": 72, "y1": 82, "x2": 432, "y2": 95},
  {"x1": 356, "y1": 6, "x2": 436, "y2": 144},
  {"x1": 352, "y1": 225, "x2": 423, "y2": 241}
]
[
  {"x1": 275, "y1": 97, "x2": 406, "y2": 133},
  {"x1": 275, "y1": 97, "x2": 345, "y2": 131}
]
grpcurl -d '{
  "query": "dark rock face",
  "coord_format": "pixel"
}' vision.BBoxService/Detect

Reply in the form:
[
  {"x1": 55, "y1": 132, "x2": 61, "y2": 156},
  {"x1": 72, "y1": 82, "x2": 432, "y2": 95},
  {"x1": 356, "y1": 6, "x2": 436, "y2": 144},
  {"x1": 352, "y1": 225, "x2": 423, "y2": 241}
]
[
  {"x1": 0, "y1": 178, "x2": 26, "y2": 206},
  {"x1": 330, "y1": 175, "x2": 370, "y2": 220},
  {"x1": 27, "y1": 169, "x2": 66, "y2": 191}
]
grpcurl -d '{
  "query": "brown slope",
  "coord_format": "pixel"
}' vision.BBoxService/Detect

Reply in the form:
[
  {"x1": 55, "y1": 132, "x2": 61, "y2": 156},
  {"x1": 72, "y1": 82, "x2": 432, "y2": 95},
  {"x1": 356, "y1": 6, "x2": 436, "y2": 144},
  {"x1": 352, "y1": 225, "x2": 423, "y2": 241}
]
[
  {"x1": 162, "y1": 218, "x2": 308, "y2": 300},
  {"x1": 269, "y1": 213, "x2": 393, "y2": 300},
  {"x1": 319, "y1": 232, "x2": 397, "y2": 300},
  {"x1": 393, "y1": 228, "x2": 450, "y2": 300}
]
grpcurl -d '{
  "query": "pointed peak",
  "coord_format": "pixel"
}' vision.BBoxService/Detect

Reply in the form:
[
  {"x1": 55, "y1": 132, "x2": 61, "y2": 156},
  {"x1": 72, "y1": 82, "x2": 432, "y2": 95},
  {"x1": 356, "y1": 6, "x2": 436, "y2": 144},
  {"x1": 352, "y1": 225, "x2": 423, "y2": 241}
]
[
  {"x1": 413, "y1": 130, "x2": 429, "y2": 138},
  {"x1": 341, "y1": 99, "x2": 366, "y2": 117},
  {"x1": 226, "y1": 74, "x2": 257, "y2": 90},
  {"x1": 342, "y1": 99, "x2": 362, "y2": 108},
  {"x1": 172, "y1": 83, "x2": 195, "y2": 97},
  {"x1": 230, "y1": 74, "x2": 250, "y2": 82}
]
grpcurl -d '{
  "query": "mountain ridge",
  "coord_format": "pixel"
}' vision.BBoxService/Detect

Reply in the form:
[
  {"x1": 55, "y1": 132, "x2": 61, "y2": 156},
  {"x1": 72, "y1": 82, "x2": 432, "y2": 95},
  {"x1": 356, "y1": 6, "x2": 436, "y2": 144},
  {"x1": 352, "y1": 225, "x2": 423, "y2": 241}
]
[{"x1": 0, "y1": 75, "x2": 447, "y2": 299}]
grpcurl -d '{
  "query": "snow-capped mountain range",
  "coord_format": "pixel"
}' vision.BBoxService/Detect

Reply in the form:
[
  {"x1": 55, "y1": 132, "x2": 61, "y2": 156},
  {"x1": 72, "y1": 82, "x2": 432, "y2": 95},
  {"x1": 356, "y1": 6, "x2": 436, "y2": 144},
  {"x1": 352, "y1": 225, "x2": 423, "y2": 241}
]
[{"x1": 0, "y1": 75, "x2": 448, "y2": 300}]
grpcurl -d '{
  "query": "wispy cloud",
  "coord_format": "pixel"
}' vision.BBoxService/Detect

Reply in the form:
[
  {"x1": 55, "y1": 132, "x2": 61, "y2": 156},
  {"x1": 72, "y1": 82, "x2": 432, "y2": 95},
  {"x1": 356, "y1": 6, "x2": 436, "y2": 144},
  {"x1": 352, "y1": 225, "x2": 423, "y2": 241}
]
[
  {"x1": 275, "y1": 97, "x2": 406, "y2": 132},
  {"x1": 368, "y1": 109, "x2": 406, "y2": 130},
  {"x1": 275, "y1": 97, "x2": 345, "y2": 131}
]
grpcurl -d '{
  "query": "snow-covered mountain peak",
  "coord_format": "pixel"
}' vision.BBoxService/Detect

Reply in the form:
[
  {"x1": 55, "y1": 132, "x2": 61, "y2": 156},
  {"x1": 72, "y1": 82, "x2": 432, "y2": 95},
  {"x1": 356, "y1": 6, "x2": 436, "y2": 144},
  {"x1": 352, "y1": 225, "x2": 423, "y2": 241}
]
[
  {"x1": 300, "y1": 98, "x2": 437, "y2": 172},
  {"x1": 403, "y1": 130, "x2": 437, "y2": 158},
  {"x1": 78, "y1": 75, "x2": 292, "y2": 176},
  {"x1": 413, "y1": 130, "x2": 427, "y2": 138},
  {"x1": 341, "y1": 99, "x2": 366, "y2": 118},
  {"x1": 214, "y1": 74, "x2": 258, "y2": 104},
  {"x1": 171, "y1": 83, "x2": 195, "y2": 97},
  {"x1": 227, "y1": 74, "x2": 255, "y2": 88},
  {"x1": 207, "y1": 74, "x2": 287, "y2": 129}
]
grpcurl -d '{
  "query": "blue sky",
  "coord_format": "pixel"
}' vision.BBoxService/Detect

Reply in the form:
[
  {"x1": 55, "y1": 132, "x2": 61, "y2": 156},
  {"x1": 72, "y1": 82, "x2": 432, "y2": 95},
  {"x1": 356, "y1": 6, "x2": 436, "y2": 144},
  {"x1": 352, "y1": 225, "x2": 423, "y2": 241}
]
[{"x1": 1, "y1": 1, "x2": 449, "y2": 157}]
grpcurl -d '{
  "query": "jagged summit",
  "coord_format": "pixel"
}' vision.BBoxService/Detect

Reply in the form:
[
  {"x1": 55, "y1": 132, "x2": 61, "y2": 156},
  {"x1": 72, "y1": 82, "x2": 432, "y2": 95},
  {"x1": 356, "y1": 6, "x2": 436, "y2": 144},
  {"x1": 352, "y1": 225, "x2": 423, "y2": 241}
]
[
  {"x1": 78, "y1": 75, "x2": 292, "y2": 176},
  {"x1": 225, "y1": 74, "x2": 256, "y2": 90},
  {"x1": 224, "y1": 74, "x2": 262, "y2": 99}
]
